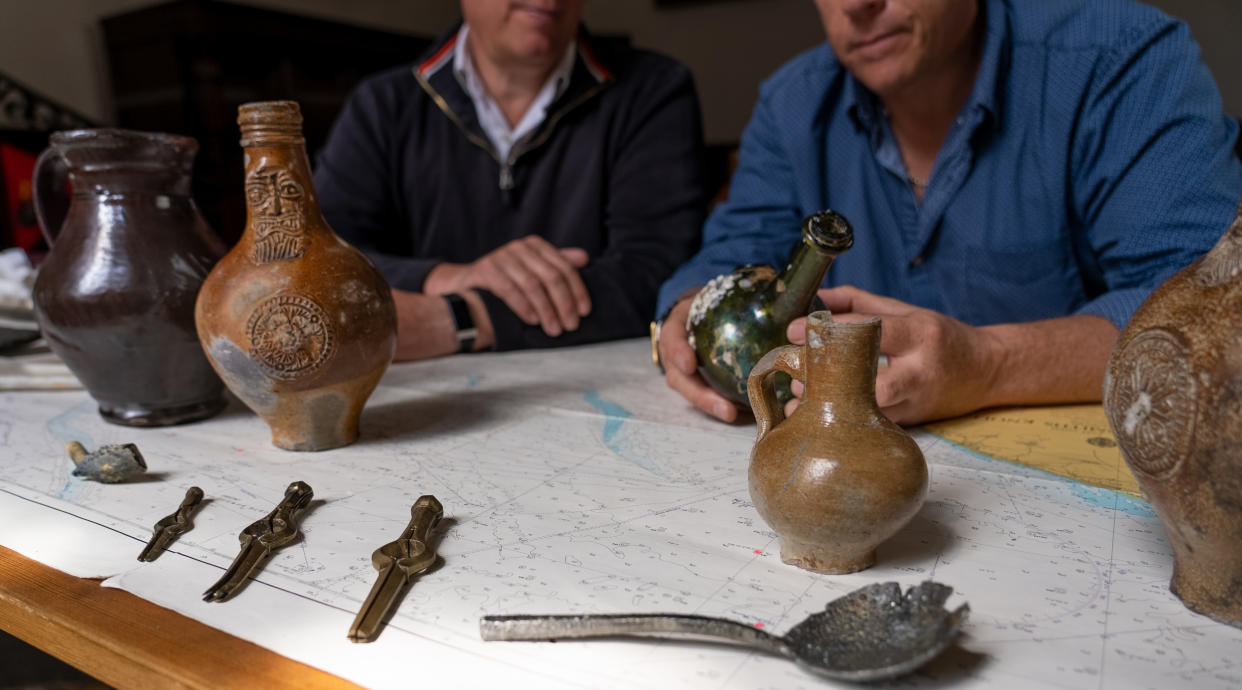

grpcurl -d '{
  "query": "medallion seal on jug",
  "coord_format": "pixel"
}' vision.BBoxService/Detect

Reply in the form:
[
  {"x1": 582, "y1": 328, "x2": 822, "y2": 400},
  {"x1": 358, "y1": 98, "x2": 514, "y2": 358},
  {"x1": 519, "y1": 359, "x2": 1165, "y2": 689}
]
[
  {"x1": 1105, "y1": 328, "x2": 1196, "y2": 479},
  {"x1": 246, "y1": 294, "x2": 335, "y2": 380}
]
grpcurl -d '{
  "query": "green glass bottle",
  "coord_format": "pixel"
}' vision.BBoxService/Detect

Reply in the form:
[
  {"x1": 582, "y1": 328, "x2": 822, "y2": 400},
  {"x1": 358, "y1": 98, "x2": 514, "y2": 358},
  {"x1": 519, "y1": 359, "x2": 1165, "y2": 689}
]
[{"x1": 686, "y1": 210, "x2": 854, "y2": 407}]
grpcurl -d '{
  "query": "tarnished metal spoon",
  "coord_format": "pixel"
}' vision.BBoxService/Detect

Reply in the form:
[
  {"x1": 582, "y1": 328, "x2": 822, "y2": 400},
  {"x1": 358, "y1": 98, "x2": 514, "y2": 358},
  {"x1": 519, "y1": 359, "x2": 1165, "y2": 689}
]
[{"x1": 480, "y1": 581, "x2": 968, "y2": 682}]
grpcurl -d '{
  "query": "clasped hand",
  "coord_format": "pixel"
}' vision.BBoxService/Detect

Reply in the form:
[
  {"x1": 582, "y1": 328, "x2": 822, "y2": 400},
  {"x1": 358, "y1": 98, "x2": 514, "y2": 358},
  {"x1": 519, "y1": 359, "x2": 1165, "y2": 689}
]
[{"x1": 425, "y1": 235, "x2": 591, "y2": 337}]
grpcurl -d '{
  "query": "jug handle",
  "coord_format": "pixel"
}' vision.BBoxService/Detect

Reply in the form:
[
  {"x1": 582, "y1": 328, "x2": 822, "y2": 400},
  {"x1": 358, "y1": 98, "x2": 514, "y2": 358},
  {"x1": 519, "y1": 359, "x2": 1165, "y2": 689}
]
[
  {"x1": 32, "y1": 146, "x2": 70, "y2": 246},
  {"x1": 747, "y1": 344, "x2": 803, "y2": 443}
]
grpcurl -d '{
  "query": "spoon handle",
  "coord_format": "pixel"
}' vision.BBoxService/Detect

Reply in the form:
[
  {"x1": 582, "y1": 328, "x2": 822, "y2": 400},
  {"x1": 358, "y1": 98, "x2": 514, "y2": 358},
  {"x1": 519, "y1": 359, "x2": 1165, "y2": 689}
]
[{"x1": 480, "y1": 613, "x2": 787, "y2": 656}]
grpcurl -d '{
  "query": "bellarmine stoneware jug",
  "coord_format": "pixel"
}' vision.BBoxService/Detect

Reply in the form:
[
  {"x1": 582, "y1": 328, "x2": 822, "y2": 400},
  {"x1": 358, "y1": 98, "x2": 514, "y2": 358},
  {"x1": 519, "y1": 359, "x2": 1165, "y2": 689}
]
[
  {"x1": 195, "y1": 101, "x2": 396, "y2": 451},
  {"x1": 747, "y1": 311, "x2": 927, "y2": 574},
  {"x1": 1103, "y1": 203, "x2": 1242, "y2": 628}
]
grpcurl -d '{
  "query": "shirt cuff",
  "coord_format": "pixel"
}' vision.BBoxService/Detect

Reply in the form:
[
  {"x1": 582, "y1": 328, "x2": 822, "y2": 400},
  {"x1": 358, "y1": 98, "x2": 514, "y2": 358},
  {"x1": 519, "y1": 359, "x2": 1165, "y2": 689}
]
[
  {"x1": 1073, "y1": 287, "x2": 1151, "y2": 330},
  {"x1": 363, "y1": 253, "x2": 441, "y2": 292},
  {"x1": 656, "y1": 265, "x2": 721, "y2": 320}
]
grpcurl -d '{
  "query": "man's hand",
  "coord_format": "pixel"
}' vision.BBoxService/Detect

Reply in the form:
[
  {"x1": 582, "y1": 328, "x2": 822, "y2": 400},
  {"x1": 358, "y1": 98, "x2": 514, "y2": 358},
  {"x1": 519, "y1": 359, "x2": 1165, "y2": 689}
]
[
  {"x1": 787, "y1": 286, "x2": 1002, "y2": 424},
  {"x1": 658, "y1": 294, "x2": 740, "y2": 422},
  {"x1": 785, "y1": 285, "x2": 1118, "y2": 425},
  {"x1": 424, "y1": 236, "x2": 591, "y2": 337},
  {"x1": 390, "y1": 289, "x2": 494, "y2": 361}
]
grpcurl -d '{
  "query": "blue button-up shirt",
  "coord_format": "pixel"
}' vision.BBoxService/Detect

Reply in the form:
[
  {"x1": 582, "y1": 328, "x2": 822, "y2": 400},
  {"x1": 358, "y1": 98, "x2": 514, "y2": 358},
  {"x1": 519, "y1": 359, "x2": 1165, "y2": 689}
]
[{"x1": 657, "y1": 0, "x2": 1242, "y2": 329}]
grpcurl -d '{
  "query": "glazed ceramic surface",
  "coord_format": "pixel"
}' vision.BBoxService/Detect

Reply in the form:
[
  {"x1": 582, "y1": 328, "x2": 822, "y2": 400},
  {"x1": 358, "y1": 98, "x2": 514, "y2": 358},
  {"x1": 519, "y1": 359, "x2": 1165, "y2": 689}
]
[
  {"x1": 1103, "y1": 204, "x2": 1242, "y2": 628},
  {"x1": 31, "y1": 128, "x2": 227, "y2": 426},
  {"x1": 747, "y1": 311, "x2": 927, "y2": 574},
  {"x1": 687, "y1": 211, "x2": 853, "y2": 406},
  {"x1": 195, "y1": 101, "x2": 396, "y2": 451}
]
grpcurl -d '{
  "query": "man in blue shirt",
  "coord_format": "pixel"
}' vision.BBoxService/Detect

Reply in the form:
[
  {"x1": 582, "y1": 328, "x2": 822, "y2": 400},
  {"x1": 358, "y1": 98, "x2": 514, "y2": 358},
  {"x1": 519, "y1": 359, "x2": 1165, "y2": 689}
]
[{"x1": 656, "y1": 0, "x2": 1242, "y2": 425}]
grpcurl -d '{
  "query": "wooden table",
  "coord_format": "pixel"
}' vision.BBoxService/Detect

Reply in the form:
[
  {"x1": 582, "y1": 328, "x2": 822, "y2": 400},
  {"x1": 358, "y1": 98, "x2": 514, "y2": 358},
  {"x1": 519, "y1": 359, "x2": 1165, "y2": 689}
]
[{"x1": 0, "y1": 545, "x2": 355, "y2": 689}]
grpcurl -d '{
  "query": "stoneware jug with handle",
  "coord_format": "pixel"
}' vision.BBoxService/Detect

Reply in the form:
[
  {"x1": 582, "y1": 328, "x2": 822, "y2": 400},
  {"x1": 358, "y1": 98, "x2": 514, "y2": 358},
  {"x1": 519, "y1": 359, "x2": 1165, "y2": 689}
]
[
  {"x1": 31, "y1": 128, "x2": 226, "y2": 426},
  {"x1": 747, "y1": 311, "x2": 927, "y2": 574}
]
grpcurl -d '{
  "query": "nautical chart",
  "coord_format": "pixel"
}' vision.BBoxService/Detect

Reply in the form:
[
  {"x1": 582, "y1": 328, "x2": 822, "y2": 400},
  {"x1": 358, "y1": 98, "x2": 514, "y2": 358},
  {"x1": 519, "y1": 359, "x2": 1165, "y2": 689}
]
[
  {"x1": 925, "y1": 404, "x2": 1140, "y2": 497},
  {"x1": 1, "y1": 338, "x2": 1240, "y2": 689}
]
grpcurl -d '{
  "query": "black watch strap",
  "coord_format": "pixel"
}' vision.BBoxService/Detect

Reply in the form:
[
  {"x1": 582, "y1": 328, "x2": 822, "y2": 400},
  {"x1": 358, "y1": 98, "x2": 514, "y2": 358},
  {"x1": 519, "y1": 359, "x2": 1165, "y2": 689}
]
[{"x1": 444, "y1": 293, "x2": 477, "y2": 353}]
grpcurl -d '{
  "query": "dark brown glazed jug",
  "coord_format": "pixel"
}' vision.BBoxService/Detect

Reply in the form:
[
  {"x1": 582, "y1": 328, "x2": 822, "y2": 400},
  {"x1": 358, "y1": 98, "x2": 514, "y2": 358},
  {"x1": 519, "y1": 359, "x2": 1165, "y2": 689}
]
[
  {"x1": 195, "y1": 101, "x2": 396, "y2": 451},
  {"x1": 31, "y1": 129, "x2": 227, "y2": 426},
  {"x1": 1103, "y1": 204, "x2": 1242, "y2": 628},
  {"x1": 747, "y1": 311, "x2": 927, "y2": 574}
]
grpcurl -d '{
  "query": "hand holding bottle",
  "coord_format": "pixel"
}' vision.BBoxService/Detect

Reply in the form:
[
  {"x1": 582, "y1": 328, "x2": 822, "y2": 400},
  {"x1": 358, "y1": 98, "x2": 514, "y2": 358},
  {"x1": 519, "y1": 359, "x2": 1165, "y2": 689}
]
[
  {"x1": 658, "y1": 294, "x2": 741, "y2": 422},
  {"x1": 782, "y1": 286, "x2": 994, "y2": 425},
  {"x1": 788, "y1": 283, "x2": 1126, "y2": 426},
  {"x1": 661, "y1": 211, "x2": 855, "y2": 422}
]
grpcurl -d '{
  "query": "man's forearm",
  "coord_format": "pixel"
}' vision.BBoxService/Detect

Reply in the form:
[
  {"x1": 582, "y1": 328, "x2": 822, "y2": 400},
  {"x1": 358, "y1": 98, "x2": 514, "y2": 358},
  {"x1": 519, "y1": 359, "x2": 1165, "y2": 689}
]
[
  {"x1": 979, "y1": 314, "x2": 1120, "y2": 408},
  {"x1": 391, "y1": 289, "x2": 494, "y2": 361},
  {"x1": 422, "y1": 262, "x2": 460, "y2": 296}
]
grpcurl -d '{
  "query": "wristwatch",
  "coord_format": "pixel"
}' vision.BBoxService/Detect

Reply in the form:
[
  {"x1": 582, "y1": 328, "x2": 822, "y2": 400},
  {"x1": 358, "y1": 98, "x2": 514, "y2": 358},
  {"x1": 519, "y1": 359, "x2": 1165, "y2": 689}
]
[
  {"x1": 649, "y1": 320, "x2": 663, "y2": 371},
  {"x1": 444, "y1": 293, "x2": 477, "y2": 354},
  {"x1": 650, "y1": 290, "x2": 700, "y2": 373}
]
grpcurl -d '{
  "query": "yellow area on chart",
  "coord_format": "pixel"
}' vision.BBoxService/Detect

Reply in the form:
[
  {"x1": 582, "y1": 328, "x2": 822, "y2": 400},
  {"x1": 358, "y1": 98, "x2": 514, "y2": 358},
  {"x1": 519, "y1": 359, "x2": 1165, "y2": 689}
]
[{"x1": 922, "y1": 404, "x2": 1142, "y2": 498}]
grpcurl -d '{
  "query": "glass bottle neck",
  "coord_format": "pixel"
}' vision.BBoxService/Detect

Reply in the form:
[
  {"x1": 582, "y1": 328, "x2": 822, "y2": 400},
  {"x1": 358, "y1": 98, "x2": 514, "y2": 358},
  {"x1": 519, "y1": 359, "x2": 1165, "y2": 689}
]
[{"x1": 767, "y1": 240, "x2": 839, "y2": 323}]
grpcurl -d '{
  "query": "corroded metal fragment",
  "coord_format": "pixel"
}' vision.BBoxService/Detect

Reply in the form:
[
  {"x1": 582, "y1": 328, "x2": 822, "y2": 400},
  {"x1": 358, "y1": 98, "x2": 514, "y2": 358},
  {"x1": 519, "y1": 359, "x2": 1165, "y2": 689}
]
[{"x1": 67, "y1": 440, "x2": 147, "y2": 483}]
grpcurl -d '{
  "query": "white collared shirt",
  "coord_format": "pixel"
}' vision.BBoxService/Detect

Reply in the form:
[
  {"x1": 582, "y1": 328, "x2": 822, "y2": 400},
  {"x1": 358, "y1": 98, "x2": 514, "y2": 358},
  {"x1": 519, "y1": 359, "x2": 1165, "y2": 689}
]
[{"x1": 453, "y1": 25, "x2": 577, "y2": 162}]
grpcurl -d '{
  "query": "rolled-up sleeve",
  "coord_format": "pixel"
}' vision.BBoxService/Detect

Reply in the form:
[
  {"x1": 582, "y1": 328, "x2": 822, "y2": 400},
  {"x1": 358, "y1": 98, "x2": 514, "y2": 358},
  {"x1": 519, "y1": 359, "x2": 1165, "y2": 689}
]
[{"x1": 1070, "y1": 18, "x2": 1242, "y2": 329}]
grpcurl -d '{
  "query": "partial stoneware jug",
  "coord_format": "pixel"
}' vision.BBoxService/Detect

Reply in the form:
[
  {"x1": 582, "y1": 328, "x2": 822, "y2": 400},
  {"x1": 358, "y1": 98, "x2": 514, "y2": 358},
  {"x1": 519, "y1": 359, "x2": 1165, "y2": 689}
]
[
  {"x1": 1103, "y1": 204, "x2": 1242, "y2": 628},
  {"x1": 195, "y1": 101, "x2": 396, "y2": 451},
  {"x1": 31, "y1": 129, "x2": 227, "y2": 426},
  {"x1": 747, "y1": 311, "x2": 927, "y2": 574}
]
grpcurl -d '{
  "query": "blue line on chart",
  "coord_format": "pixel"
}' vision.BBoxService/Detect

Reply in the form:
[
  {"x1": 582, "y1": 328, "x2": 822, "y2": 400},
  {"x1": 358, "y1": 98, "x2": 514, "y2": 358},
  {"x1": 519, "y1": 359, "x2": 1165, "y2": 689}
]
[
  {"x1": 46, "y1": 400, "x2": 97, "y2": 502},
  {"x1": 584, "y1": 390, "x2": 629, "y2": 445},
  {"x1": 583, "y1": 390, "x2": 664, "y2": 477},
  {"x1": 1071, "y1": 484, "x2": 1154, "y2": 518},
  {"x1": 930, "y1": 435, "x2": 1154, "y2": 518}
]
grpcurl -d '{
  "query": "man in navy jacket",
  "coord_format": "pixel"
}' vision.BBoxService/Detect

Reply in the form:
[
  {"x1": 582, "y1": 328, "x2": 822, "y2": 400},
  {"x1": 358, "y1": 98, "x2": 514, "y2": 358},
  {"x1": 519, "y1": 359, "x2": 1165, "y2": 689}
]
[{"x1": 315, "y1": 0, "x2": 705, "y2": 359}]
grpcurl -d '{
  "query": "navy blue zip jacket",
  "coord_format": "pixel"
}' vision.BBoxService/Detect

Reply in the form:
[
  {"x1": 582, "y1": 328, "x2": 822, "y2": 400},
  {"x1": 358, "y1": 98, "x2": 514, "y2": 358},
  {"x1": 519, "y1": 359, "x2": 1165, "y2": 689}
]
[{"x1": 313, "y1": 25, "x2": 706, "y2": 351}]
